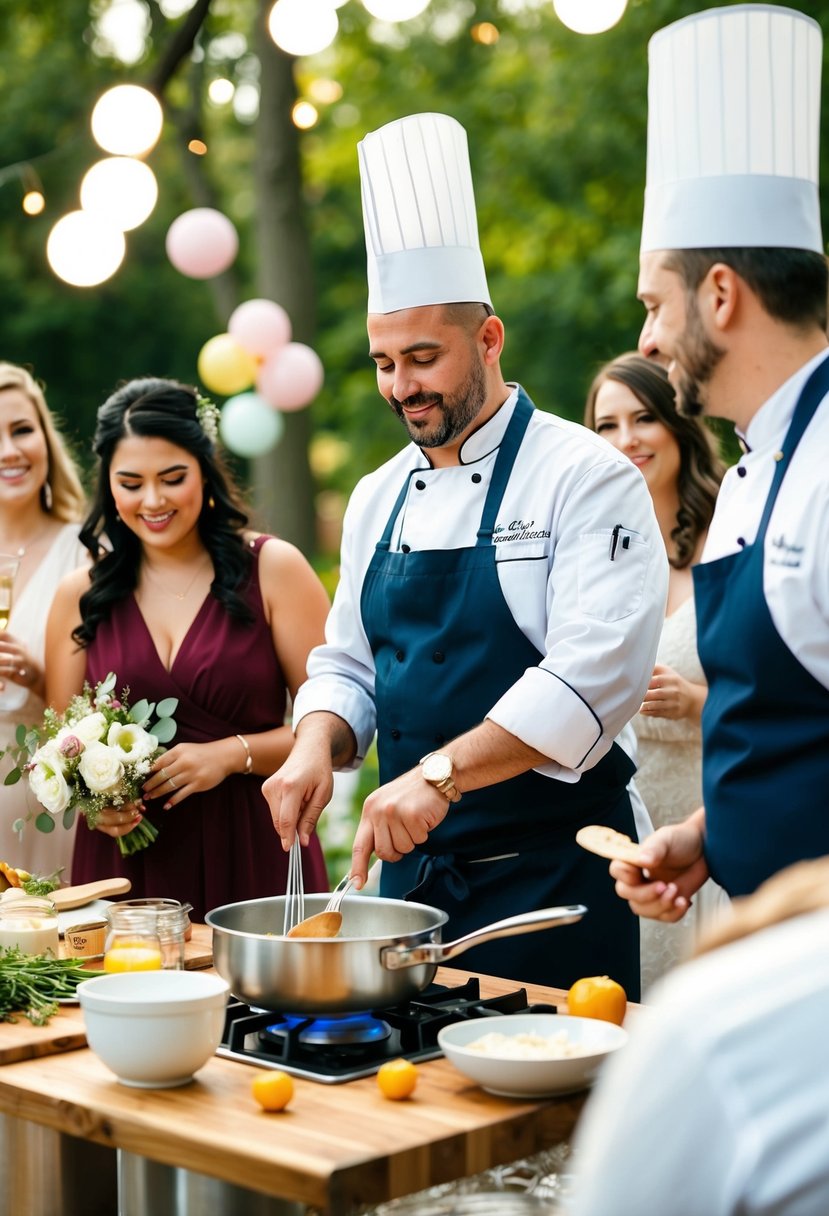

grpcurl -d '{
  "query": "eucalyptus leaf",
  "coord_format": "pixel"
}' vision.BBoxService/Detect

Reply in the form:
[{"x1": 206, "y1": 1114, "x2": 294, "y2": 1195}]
[
  {"x1": 15, "y1": 723, "x2": 27, "y2": 747},
  {"x1": 100, "y1": 672, "x2": 117, "y2": 694},
  {"x1": 155, "y1": 697, "x2": 179, "y2": 718},
  {"x1": 4, "y1": 768, "x2": 22, "y2": 786},
  {"x1": 149, "y1": 718, "x2": 177, "y2": 744},
  {"x1": 129, "y1": 699, "x2": 152, "y2": 723},
  {"x1": 12, "y1": 819, "x2": 24, "y2": 834},
  {"x1": 62, "y1": 806, "x2": 77, "y2": 830},
  {"x1": 35, "y1": 812, "x2": 56, "y2": 833}
]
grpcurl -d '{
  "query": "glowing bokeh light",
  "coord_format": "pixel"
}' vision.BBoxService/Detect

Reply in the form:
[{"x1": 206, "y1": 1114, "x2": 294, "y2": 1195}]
[
  {"x1": 80, "y1": 157, "x2": 158, "y2": 232},
  {"x1": 208, "y1": 77, "x2": 235, "y2": 104},
  {"x1": 292, "y1": 101, "x2": 319, "y2": 130},
  {"x1": 188, "y1": 139, "x2": 208, "y2": 155},
  {"x1": 267, "y1": 0, "x2": 338, "y2": 56},
  {"x1": 552, "y1": 0, "x2": 627, "y2": 35},
  {"x1": 471, "y1": 22, "x2": 499, "y2": 44},
  {"x1": 91, "y1": 84, "x2": 163, "y2": 157},
  {"x1": 46, "y1": 211, "x2": 126, "y2": 287},
  {"x1": 362, "y1": 0, "x2": 431, "y2": 19},
  {"x1": 22, "y1": 191, "x2": 45, "y2": 216}
]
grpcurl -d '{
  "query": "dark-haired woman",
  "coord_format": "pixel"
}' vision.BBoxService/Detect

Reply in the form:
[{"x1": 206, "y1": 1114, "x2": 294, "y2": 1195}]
[
  {"x1": 46, "y1": 378, "x2": 330, "y2": 920},
  {"x1": 585, "y1": 353, "x2": 729, "y2": 990}
]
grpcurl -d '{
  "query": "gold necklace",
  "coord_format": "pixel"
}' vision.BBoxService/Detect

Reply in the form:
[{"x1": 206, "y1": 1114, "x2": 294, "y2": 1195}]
[{"x1": 142, "y1": 555, "x2": 212, "y2": 601}]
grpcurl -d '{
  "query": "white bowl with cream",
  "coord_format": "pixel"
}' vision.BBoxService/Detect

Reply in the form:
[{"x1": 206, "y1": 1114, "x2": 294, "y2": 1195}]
[{"x1": 437, "y1": 1013, "x2": 627, "y2": 1098}]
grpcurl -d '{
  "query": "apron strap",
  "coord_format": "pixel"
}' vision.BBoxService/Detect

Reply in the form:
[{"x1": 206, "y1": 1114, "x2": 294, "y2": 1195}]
[
  {"x1": 376, "y1": 469, "x2": 421, "y2": 551},
  {"x1": 755, "y1": 353, "x2": 829, "y2": 544},
  {"x1": 477, "y1": 390, "x2": 534, "y2": 545}
]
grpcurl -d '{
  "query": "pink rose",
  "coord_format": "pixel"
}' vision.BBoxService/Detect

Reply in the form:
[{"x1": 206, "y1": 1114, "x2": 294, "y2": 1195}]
[{"x1": 59, "y1": 734, "x2": 84, "y2": 758}]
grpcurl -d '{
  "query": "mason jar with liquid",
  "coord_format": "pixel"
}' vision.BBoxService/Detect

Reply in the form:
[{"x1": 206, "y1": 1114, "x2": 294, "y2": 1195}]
[
  {"x1": 0, "y1": 897, "x2": 60, "y2": 956},
  {"x1": 112, "y1": 899, "x2": 191, "y2": 969},
  {"x1": 103, "y1": 907, "x2": 163, "y2": 973}
]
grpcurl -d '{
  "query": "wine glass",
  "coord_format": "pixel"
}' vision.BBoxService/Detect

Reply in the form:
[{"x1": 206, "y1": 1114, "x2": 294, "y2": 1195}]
[{"x1": 0, "y1": 554, "x2": 26, "y2": 711}]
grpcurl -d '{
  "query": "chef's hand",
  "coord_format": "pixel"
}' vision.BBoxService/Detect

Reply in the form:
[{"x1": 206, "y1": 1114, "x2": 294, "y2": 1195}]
[
  {"x1": 350, "y1": 769, "x2": 450, "y2": 889},
  {"x1": 263, "y1": 733, "x2": 334, "y2": 851},
  {"x1": 611, "y1": 810, "x2": 709, "y2": 923},
  {"x1": 143, "y1": 740, "x2": 240, "y2": 809},
  {"x1": 94, "y1": 801, "x2": 145, "y2": 840}
]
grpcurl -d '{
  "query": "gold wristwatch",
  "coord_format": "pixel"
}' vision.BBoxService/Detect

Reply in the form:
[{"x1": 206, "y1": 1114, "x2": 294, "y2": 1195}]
[{"x1": 419, "y1": 751, "x2": 462, "y2": 803}]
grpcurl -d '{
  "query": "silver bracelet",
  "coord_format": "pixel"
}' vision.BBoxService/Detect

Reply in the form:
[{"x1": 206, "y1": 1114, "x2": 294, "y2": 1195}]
[{"x1": 234, "y1": 734, "x2": 253, "y2": 774}]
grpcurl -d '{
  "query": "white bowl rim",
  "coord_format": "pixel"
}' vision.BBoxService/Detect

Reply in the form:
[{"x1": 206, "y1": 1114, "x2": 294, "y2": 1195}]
[
  {"x1": 437, "y1": 1013, "x2": 627, "y2": 1059},
  {"x1": 78, "y1": 971, "x2": 229, "y2": 1011}
]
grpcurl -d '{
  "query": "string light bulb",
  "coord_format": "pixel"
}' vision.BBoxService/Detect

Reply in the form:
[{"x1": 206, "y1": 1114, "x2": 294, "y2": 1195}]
[{"x1": 22, "y1": 190, "x2": 45, "y2": 216}]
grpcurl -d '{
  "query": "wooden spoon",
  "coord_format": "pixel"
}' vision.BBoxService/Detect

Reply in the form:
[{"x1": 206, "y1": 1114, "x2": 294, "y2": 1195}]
[
  {"x1": 285, "y1": 910, "x2": 343, "y2": 938},
  {"x1": 52, "y1": 877, "x2": 132, "y2": 911}
]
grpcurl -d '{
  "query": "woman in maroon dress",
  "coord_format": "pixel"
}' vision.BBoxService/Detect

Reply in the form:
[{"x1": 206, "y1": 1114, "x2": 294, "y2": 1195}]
[{"x1": 46, "y1": 378, "x2": 330, "y2": 920}]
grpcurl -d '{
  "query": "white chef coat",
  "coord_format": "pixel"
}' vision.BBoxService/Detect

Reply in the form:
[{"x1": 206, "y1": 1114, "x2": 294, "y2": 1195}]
[
  {"x1": 703, "y1": 347, "x2": 829, "y2": 690},
  {"x1": 293, "y1": 386, "x2": 668, "y2": 781},
  {"x1": 569, "y1": 906, "x2": 829, "y2": 1216}
]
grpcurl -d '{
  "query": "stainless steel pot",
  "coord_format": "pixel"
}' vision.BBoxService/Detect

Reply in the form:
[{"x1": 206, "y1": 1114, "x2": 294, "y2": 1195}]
[{"x1": 205, "y1": 895, "x2": 585, "y2": 1014}]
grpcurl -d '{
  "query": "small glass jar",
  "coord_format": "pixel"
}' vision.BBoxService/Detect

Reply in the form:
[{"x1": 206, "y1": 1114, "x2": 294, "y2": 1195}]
[
  {"x1": 0, "y1": 897, "x2": 59, "y2": 956},
  {"x1": 104, "y1": 907, "x2": 163, "y2": 973},
  {"x1": 113, "y1": 899, "x2": 192, "y2": 968}
]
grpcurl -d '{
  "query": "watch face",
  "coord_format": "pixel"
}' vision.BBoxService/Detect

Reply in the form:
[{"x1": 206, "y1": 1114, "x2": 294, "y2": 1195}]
[{"x1": 422, "y1": 753, "x2": 452, "y2": 782}]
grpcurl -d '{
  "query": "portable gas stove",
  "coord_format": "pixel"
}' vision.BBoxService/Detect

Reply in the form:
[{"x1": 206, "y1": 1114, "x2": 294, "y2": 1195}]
[{"x1": 216, "y1": 977, "x2": 558, "y2": 1083}]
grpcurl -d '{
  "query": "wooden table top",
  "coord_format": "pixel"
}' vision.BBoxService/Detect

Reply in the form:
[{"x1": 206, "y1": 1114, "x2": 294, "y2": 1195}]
[{"x1": 0, "y1": 964, "x2": 588, "y2": 1215}]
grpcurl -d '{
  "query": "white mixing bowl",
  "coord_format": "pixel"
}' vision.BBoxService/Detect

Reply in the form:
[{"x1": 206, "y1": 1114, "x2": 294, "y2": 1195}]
[{"x1": 78, "y1": 970, "x2": 229, "y2": 1088}]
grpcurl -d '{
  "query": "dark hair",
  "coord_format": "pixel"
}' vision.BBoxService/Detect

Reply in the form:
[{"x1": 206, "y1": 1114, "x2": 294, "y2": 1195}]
[
  {"x1": 441, "y1": 302, "x2": 495, "y2": 332},
  {"x1": 74, "y1": 377, "x2": 254, "y2": 647},
  {"x1": 663, "y1": 248, "x2": 828, "y2": 332},
  {"x1": 584, "y1": 353, "x2": 725, "y2": 569}
]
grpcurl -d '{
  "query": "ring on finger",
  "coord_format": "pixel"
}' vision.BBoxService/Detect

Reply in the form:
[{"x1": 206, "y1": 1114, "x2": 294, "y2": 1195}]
[
  {"x1": 168, "y1": 775, "x2": 179, "y2": 790},
  {"x1": 160, "y1": 767, "x2": 169, "y2": 781}
]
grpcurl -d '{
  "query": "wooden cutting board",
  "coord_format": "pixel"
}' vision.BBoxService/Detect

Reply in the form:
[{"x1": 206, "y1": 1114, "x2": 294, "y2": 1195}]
[{"x1": 0, "y1": 925, "x2": 214, "y2": 1064}]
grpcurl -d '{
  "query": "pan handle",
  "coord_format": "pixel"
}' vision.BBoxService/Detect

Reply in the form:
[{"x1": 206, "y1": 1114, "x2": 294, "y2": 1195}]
[{"x1": 380, "y1": 904, "x2": 587, "y2": 971}]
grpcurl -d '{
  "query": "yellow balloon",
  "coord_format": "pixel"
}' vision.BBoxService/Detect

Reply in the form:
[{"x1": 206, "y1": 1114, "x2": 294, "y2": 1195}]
[{"x1": 197, "y1": 334, "x2": 257, "y2": 396}]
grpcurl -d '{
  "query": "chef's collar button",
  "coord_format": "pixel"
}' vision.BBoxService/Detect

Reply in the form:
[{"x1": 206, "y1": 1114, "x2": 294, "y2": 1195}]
[
  {"x1": 415, "y1": 479, "x2": 426, "y2": 490},
  {"x1": 737, "y1": 537, "x2": 747, "y2": 548},
  {"x1": 737, "y1": 466, "x2": 747, "y2": 478},
  {"x1": 390, "y1": 729, "x2": 401, "y2": 740},
  {"x1": 432, "y1": 650, "x2": 445, "y2": 664},
  {"x1": 471, "y1": 472, "x2": 482, "y2": 484},
  {"x1": 395, "y1": 649, "x2": 405, "y2": 662},
  {"x1": 401, "y1": 543, "x2": 411, "y2": 553}
]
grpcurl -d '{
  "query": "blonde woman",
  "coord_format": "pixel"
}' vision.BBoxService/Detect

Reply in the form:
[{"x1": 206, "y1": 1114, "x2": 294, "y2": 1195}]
[{"x1": 0, "y1": 363, "x2": 87, "y2": 872}]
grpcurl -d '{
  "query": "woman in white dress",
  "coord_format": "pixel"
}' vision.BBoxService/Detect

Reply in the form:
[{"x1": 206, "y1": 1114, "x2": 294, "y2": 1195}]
[
  {"x1": 585, "y1": 353, "x2": 729, "y2": 992},
  {"x1": 0, "y1": 363, "x2": 87, "y2": 874}
]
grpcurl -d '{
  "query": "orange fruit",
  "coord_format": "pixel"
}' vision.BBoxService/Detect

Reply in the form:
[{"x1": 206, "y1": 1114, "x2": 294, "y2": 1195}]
[
  {"x1": 567, "y1": 975, "x2": 627, "y2": 1025},
  {"x1": 376, "y1": 1058, "x2": 418, "y2": 1100},
  {"x1": 252, "y1": 1069, "x2": 294, "y2": 1112}
]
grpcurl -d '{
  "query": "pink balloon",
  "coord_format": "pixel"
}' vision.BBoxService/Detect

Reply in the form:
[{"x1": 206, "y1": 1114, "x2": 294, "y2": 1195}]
[
  {"x1": 165, "y1": 208, "x2": 239, "y2": 279},
  {"x1": 229, "y1": 299, "x2": 292, "y2": 359},
  {"x1": 256, "y1": 342, "x2": 324, "y2": 411}
]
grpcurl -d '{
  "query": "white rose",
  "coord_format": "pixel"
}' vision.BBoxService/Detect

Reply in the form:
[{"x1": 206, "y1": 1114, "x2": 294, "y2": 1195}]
[
  {"x1": 29, "y1": 753, "x2": 72, "y2": 816},
  {"x1": 71, "y1": 712, "x2": 109, "y2": 746},
  {"x1": 32, "y1": 739, "x2": 67, "y2": 774},
  {"x1": 106, "y1": 721, "x2": 157, "y2": 762},
  {"x1": 78, "y1": 742, "x2": 125, "y2": 795}
]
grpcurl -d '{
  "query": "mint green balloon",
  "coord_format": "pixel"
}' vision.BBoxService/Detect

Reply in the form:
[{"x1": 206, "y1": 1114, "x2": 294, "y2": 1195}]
[{"x1": 219, "y1": 392, "x2": 284, "y2": 457}]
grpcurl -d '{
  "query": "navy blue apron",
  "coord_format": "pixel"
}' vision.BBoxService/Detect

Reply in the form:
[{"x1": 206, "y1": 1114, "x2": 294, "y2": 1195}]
[
  {"x1": 695, "y1": 355, "x2": 829, "y2": 897},
  {"x1": 360, "y1": 390, "x2": 640, "y2": 997}
]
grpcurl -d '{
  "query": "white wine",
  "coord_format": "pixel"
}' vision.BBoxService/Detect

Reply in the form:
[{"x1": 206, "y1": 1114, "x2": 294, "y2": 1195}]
[{"x1": 0, "y1": 573, "x2": 13, "y2": 632}]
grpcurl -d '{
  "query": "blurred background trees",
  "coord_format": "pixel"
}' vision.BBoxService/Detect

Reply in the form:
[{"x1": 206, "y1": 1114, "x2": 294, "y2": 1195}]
[{"x1": 2, "y1": 0, "x2": 828, "y2": 561}]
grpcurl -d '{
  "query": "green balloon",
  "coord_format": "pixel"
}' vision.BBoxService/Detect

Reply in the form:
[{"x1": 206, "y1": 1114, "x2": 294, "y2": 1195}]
[{"x1": 219, "y1": 392, "x2": 284, "y2": 457}]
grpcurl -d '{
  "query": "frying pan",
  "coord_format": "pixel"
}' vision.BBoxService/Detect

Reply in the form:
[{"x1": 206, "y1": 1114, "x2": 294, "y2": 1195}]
[{"x1": 206, "y1": 894, "x2": 586, "y2": 1014}]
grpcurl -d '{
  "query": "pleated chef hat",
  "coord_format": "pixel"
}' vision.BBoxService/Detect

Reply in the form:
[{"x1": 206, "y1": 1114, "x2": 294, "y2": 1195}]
[
  {"x1": 358, "y1": 112, "x2": 492, "y2": 314},
  {"x1": 641, "y1": 4, "x2": 824, "y2": 254}
]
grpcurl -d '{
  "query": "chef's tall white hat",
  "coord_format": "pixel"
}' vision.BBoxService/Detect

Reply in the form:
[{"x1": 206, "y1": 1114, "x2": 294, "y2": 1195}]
[
  {"x1": 358, "y1": 112, "x2": 492, "y2": 314},
  {"x1": 641, "y1": 4, "x2": 824, "y2": 254}
]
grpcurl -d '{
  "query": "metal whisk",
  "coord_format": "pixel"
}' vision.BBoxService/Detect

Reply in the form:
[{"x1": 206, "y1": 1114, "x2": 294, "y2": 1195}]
[{"x1": 282, "y1": 836, "x2": 305, "y2": 935}]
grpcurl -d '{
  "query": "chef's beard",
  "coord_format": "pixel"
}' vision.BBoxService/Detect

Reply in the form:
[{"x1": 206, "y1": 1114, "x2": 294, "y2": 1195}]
[
  {"x1": 673, "y1": 294, "x2": 724, "y2": 418},
  {"x1": 389, "y1": 355, "x2": 488, "y2": 448}
]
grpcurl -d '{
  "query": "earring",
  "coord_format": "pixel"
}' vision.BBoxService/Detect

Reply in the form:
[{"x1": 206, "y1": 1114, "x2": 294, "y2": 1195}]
[
  {"x1": 208, "y1": 495, "x2": 216, "y2": 509},
  {"x1": 42, "y1": 481, "x2": 53, "y2": 511}
]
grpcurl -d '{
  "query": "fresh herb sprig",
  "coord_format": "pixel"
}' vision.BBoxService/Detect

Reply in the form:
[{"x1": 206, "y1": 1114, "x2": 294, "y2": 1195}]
[{"x1": 0, "y1": 948, "x2": 105, "y2": 1026}]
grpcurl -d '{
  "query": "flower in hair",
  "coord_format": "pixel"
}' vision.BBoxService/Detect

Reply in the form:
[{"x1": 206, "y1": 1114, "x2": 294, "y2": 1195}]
[{"x1": 196, "y1": 393, "x2": 221, "y2": 443}]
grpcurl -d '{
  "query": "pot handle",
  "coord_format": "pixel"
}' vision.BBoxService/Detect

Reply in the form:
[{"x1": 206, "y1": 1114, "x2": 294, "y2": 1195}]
[{"x1": 380, "y1": 904, "x2": 587, "y2": 971}]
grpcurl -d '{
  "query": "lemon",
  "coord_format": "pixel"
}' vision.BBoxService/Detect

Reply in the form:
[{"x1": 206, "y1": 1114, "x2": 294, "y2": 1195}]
[
  {"x1": 252, "y1": 1069, "x2": 294, "y2": 1111},
  {"x1": 377, "y1": 1058, "x2": 418, "y2": 1100}
]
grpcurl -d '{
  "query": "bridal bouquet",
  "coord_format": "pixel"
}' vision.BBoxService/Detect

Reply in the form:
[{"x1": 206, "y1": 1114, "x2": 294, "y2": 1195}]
[{"x1": 2, "y1": 673, "x2": 178, "y2": 857}]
